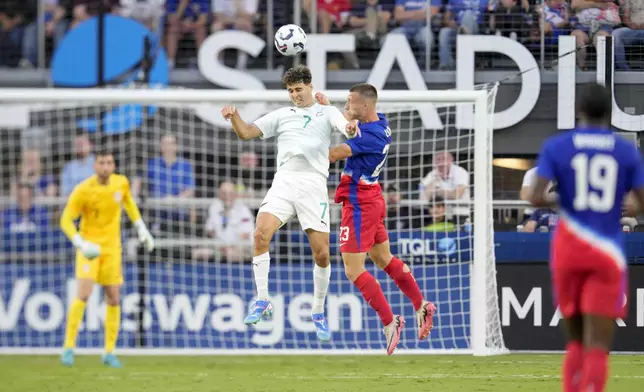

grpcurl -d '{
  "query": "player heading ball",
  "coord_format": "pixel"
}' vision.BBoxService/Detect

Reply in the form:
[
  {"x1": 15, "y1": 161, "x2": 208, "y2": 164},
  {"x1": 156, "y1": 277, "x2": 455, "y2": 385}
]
[
  {"x1": 317, "y1": 84, "x2": 436, "y2": 355},
  {"x1": 221, "y1": 65, "x2": 359, "y2": 342},
  {"x1": 530, "y1": 83, "x2": 644, "y2": 392},
  {"x1": 59, "y1": 149, "x2": 154, "y2": 368}
]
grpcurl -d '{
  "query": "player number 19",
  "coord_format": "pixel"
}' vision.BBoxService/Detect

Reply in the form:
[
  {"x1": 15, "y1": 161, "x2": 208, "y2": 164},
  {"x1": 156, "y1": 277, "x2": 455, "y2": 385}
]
[{"x1": 571, "y1": 153, "x2": 617, "y2": 212}]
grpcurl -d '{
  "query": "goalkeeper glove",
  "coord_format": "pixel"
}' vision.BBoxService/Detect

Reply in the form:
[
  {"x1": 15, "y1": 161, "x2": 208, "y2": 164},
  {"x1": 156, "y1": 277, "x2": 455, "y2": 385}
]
[
  {"x1": 71, "y1": 234, "x2": 101, "y2": 260},
  {"x1": 134, "y1": 220, "x2": 155, "y2": 252}
]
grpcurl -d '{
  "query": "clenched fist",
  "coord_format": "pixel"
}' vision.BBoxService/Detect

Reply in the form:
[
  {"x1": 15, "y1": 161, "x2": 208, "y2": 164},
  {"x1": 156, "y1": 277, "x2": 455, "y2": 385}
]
[
  {"x1": 221, "y1": 106, "x2": 238, "y2": 121},
  {"x1": 345, "y1": 120, "x2": 360, "y2": 138}
]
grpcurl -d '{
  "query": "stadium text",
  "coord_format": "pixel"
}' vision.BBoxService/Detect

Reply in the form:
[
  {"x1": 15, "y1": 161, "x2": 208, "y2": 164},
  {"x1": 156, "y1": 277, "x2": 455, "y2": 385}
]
[
  {"x1": 195, "y1": 33, "x2": 643, "y2": 132},
  {"x1": 0, "y1": 279, "x2": 364, "y2": 346},
  {"x1": 500, "y1": 286, "x2": 644, "y2": 327}
]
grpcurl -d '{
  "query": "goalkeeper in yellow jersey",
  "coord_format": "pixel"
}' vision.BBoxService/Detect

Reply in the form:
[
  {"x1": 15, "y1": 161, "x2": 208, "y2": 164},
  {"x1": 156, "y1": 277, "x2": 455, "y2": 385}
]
[{"x1": 59, "y1": 150, "x2": 154, "y2": 368}]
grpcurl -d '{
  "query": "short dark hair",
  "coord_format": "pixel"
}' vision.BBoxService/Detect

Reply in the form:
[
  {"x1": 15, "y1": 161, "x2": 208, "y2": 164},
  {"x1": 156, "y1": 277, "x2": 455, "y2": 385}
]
[
  {"x1": 95, "y1": 149, "x2": 114, "y2": 158},
  {"x1": 578, "y1": 83, "x2": 612, "y2": 124},
  {"x1": 349, "y1": 83, "x2": 378, "y2": 101},
  {"x1": 282, "y1": 65, "x2": 312, "y2": 87},
  {"x1": 430, "y1": 195, "x2": 445, "y2": 206}
]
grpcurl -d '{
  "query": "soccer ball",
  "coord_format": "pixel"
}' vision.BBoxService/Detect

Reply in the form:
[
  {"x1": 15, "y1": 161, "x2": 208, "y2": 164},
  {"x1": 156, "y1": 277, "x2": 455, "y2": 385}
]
[{"x1": 274, "y1": 24, "x2": 307, "y2": 56}]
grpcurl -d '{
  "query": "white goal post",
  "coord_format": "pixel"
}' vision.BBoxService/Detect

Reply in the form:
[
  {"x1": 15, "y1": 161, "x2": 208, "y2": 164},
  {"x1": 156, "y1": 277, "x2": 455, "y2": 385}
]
[{"x1": 0, "y1": 87, "x2": 506, "y2": 356}]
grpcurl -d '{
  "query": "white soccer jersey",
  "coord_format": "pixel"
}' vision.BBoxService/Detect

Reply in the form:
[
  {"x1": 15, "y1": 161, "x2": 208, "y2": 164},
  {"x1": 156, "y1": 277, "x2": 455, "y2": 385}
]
[{"x1": 253, "y1": 103, "x2": 350, "y2": 178}]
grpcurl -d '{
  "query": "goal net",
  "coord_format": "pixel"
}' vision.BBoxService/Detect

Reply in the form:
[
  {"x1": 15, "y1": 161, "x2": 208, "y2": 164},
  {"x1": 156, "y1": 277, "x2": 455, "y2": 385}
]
[{"x1": 0, "y1": 87, "x2": 506, "y2": 355}]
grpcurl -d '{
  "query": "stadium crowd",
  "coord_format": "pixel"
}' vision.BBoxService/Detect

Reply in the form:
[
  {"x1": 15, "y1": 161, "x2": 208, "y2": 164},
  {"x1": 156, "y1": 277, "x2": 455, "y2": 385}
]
[{"x1": 0, "y1": 0, "x2": 642, "y2": 69}]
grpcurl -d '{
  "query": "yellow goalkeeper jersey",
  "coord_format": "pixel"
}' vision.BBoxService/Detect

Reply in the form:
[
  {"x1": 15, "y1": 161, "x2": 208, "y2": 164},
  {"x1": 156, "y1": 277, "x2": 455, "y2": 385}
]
[{"x1": 60, "y1": 174, "x2": 142, "y2": 250}]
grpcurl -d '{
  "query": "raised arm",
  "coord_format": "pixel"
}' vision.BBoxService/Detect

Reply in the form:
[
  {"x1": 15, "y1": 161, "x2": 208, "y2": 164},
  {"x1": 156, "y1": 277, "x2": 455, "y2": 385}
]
[
  {"x1": 221, "y1": 106, "x2": 263, "y2": 140},
  {"x1": 328, "y1": 106, "x2": 359, "y2": 139}
]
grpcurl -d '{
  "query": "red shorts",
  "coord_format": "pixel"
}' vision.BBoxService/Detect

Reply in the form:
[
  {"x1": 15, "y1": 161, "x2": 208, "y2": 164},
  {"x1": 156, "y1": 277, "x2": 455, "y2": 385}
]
[
  {"x1": 551, "y1": 221, "x2": 628, "y2": 319},
  {"x1": 339, "y1": 197, "x2": 388, "y2": 253}
]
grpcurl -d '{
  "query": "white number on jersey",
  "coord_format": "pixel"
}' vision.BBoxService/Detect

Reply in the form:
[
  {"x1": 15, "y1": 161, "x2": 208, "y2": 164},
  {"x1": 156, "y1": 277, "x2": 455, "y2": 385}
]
[
  {"x1": 571, "y1": 153, "x2": 618, "y2": 212},
  {"x1": 372, "y1": 144, "x2": 390, "y2": 177}
]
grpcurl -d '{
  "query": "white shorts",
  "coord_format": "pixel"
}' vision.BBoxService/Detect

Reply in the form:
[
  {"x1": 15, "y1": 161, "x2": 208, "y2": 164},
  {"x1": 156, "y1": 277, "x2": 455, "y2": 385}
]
[{"x1": 258, "y1": 172, "x2": 330, "y2": 233}]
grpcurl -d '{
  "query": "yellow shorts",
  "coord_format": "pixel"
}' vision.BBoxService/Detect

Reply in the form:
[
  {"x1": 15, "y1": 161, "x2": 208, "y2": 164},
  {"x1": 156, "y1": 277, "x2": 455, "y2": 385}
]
[{"x1": 75, "y1": 249, "x2": 123, "y2": 286}]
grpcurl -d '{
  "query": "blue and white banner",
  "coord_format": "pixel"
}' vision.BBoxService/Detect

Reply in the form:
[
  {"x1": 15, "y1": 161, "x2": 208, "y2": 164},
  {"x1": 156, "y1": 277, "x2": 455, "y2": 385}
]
[{"x1": 0, "y1": 262, "x2": 470, "y2": 350}]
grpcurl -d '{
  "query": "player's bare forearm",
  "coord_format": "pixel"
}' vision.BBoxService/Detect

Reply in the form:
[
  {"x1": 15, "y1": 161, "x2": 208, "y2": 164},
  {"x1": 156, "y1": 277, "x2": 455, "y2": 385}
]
[
  {"x1": 231, "y1": 114, "x2": 262, "y2": 140},
  {"x1": 329, "y1": 144, "x2": 353, "y2": 163}
]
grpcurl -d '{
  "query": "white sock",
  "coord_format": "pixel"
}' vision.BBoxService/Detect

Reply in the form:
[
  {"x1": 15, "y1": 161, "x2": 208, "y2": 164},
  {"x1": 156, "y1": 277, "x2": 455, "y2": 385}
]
[
  {"x1": 252, "y1": 252, "x2": 270, "y2": 300},
  {"x1": 312, "y1": 264, "x2": 331, "y2": 315}
]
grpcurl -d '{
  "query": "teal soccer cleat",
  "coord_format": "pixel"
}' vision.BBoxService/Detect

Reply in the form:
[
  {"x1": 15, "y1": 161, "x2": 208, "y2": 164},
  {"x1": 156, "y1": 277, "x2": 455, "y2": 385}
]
[
  {"x1": 102, "y1": 353, "x2": 123, "y2": 368},
  {"x1": 244, "y1": 300, "x2": 273, "y2": 325},
  {"x1": 312, "y1": 313, "x2": 331, "y2": 342},
  {"x1": 60, "y1": 348, "x2": 74, "y2": 367}
]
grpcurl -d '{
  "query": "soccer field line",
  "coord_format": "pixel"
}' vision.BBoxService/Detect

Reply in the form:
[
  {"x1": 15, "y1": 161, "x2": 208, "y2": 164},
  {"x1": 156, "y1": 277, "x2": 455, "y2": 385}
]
[{"x1": 31, "y1": 372, "x2": 644, "y2": 381}]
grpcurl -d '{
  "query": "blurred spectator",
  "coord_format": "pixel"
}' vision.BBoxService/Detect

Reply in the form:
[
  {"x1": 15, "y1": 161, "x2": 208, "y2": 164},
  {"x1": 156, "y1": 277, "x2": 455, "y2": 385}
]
[
  {"x1": 613, "y1": 0, "x2": 644, "y2": 70},
  {"x1": 385, "y1": 183, "x2": 420, "y2": 230},
  {"x1": 391, "y1": 0, "x2": 442, "y2": 69},
  {"x1": 520, "y1": 166, "x2": 556, "y2": 221},
  {"x1": 166, "y1": 0, "x2": 209, "y2": 69},
  {"x1": 143, "y1": 133, "x2": 196, "y2": 234},
  {"x1": 538, "y1": 0, "x2": 570, "y2": 44},
  {"x1": 211, "y1": 0, "x2": 259, "y2": 69},
  {"x1": 570, "y1": 0, "x2": 620, "y2": 70},
  {"x1": 119, "y1": 0, "x2": 165, "y2": 36},
  {"x1": 61, "y1": 134, "x2": 95, "y2": 196},
  {"x1": 342, "y1": 0, "x2": 395, "y2": 69},
  {"x1": 147, "y1": 133, "x2": 196, "y2": 199},
  {"x1": 2, "y1": 183, "x2": 51, "y2": 252},
  {"x1": 11, "y1": 149, "x2": 57, "y2": 198},
  {"x1": 0, "y1": 1, "x2": 27, "y2": 68},
  {"x1": 420, "y1": 151, "x2": 470, "y2": 224},
  {"x1": 313, "y1": 0, "x2": 352, "y2": 34},
  {"x1": 439, "y1": 0, "x2": 488, "y2": 70},
  {"x1": 488, "y1": 0, "x2": 532, "y2": 41},
  {"x1": 71, "y1": 0, "x2": 121, "y2": 29},
  {"x1": 519, "y1": 166, "x2": 537, "y2": 220},
  {"x1": 236, "y1": 149, "x2": 265, "y2": 197},
  {"x1": 192, "y1": 181, "x2": 254, "y2": 261},
  {"x1": 524, "y1": 208, "x2": 558, "y2": 232},
  {"x1": 20, "y1": 0, "x2": 68, "y2": 68},
  {"x1": 423, "y1": 195, "x2": 456, "y2": 232}
]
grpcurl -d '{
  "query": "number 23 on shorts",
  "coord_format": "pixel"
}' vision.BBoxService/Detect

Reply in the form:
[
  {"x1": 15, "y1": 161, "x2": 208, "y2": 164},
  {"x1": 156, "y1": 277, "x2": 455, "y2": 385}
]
[{"x1": 339, "y1": 226, "x2": 350, "y2": 242}]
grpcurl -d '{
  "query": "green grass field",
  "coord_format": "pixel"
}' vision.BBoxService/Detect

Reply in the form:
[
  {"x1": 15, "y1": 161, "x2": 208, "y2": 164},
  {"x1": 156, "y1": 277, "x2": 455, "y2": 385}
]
[{"x1": 2, "y1": 354, "x2": 643, "y2": 392}]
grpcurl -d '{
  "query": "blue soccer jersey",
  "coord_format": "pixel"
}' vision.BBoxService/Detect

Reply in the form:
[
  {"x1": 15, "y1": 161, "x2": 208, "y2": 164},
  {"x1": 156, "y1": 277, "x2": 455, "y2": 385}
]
[
  {"x1": 536, "y1": 128, "x2": 644, "y2": 245},
  {"x1": 334, "y1": 113, "x2": 392, "y2": 204}
]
